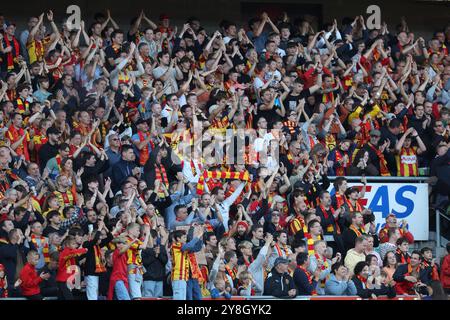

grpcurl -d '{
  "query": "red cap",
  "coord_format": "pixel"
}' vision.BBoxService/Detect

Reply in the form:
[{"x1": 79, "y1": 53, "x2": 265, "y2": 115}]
[
  {"x1": 0, "y1": 263, "x2": 4, "y2": 271},
  {"x1": 387, "y1": 213, "x2": 396, "y2": 219},
  {"x1": 160, "y1": 14, "x2": 170, "y2": 20}
]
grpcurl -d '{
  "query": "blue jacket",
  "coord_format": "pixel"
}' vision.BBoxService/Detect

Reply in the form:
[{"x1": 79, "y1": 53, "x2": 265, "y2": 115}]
[
  {"x1": 111, "y1": 158, "x2": 137, "y2": 191},
  {"x1": 324, "y1": 274, "x2": 357, "y2": 296}
]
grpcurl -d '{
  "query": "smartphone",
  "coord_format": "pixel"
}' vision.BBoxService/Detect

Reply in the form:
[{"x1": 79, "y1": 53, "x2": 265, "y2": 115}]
[{"x1": 88, "y1": 224, "x2": 94, "y2": 234}]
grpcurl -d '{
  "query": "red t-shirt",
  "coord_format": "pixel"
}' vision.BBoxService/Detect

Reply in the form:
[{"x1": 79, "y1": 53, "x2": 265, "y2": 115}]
[{"x1": 107, "y1": 249, "x2": 129, "y2": 300}]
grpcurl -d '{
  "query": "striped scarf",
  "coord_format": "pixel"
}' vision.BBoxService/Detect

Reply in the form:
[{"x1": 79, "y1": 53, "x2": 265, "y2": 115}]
[
  {"x1": 31, "y1": 235, "x2": 50, "y2": 263},
  {"x1": 94, "y1": 245, "x2": 106, "y2": 273},
  {"x1": 304, "y1": 233, "x2": 320, "y2": 256},
  {"x1": 155, "y1": 164, "x2": 169, "y2": 193},
  {"x1": 368, "y1": 143, "x2": 391, "y2": 176},
  {"x1": 274, "y1": 243, "x2": 290, "y2": 258},
  {"x1": 297, "y1": 265, "x2": 317, "y2": 295},
  {"x1": 196, "y1": 171, "x2": 250, "y2": 195},
  {"x1": 396, "y1": 249, "x2": 411, "y2": 265},
  {"x1": 225, "y1": 265, "x2": 237, "y2": 281},
  {"x1": 349, "y1": 224, "x2": 364, "y2": 237},
  {"x1": 314, "y1": 253, "x2": 329, "y2": 288}
]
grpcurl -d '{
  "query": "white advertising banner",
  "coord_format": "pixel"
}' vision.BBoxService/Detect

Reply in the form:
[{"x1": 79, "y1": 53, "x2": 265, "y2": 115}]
[{"x1": 328, "y1": 183, "x2": 429, "y2": 240}]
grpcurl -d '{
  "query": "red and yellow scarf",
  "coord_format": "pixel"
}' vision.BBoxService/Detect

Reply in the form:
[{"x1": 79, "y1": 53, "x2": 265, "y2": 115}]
[
  {"x1": 196, "y1": 170, "x2": 250, "y2": 195},
  {"x1": 30, "y1": 234, "x2": 50, "y2": 263}
]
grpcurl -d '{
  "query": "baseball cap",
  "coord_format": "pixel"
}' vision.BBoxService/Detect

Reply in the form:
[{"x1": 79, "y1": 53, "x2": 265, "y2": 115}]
[
  {"x1": 273, "y1": 257, "x2": 290, "y2": 267},
  {"x1": 369, "y1": 129, "x2": 381, "y2": 137}
]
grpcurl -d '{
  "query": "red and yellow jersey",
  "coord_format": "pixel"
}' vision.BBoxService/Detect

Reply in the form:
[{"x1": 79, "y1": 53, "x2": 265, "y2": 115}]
[
  {"x1": 27, "y1": 38, "x2": 50, "y2": 64},
  {"x1": 126, "y1": 236, "x2": 143, "y2": 268},
  {"x1": 15, "y1": 97, "x2": 30, "y2": 115},
  {"x1": 289, "y1": 215, "x2": 307, "y2": 236},
  {"x1": 396, "y1": 147, "x2": 418, "y2": 177},
  {"x1": 6, "y1": 125, "x2": 30, "y2": 161},
  {"x1": 171, "y1": 242, "x2": 190, "y2": 281},
  {"x1": 53, "y1": 190, "x2": 75, "y2": 208},
  {"x1": 210, "y1": 116, "x2": 230, "y2": 135}
]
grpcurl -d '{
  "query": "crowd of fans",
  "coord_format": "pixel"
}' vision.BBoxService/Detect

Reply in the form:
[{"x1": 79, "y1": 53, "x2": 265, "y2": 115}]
[{"x1": 0, "y1": 8, "x2": 449, "y2": 300}]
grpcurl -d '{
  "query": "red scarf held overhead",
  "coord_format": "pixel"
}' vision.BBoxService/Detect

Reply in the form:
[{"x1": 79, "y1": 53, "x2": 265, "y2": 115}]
[
  {"x1": 196, "y1": 170, "x2": 250, "y2": 195},
  {"x1": 155, "y1": 164, "x2": 169, "y2": 189}
]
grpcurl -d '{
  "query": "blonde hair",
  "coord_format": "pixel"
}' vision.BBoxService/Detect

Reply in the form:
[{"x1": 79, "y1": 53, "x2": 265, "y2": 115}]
[{"x1": 238, "y1": 270, "x2": 252, "y2": 282}]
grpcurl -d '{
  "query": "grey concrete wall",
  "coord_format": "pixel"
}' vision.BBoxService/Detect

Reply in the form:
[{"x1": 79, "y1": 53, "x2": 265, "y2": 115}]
[{"x1": 1, "y1": 0, "x2": 449, "y2": 38}]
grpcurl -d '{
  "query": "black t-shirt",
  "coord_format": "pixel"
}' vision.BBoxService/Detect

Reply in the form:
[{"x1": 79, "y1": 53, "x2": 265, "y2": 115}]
[
  {"x1": 38, "y1": 142, "x2": 60, "y2": 172},
  {"x1": 284, "y1": 88, "x2": 312, "y2": 112},
  {"x1": 255, "y1": 104, "x2": 281, "y2": 129},
  {"x1": 104, "y1": 44, "x2": 122, "y2": 72}
]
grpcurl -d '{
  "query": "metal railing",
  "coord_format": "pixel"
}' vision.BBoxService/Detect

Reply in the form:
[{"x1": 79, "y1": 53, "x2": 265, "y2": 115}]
[{"x1": 436, "y1": 209, "x2": 450, "y2": 248}]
